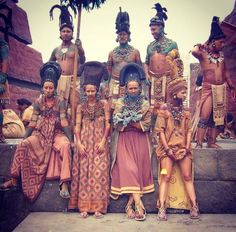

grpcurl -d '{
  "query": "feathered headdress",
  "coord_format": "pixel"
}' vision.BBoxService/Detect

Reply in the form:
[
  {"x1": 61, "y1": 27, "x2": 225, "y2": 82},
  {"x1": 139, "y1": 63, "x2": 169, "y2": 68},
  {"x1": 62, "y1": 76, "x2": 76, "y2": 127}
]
[
  {"x1": 78, "y1": 61, "x2": 108, "y2": 89},
  {"x1": 115, "y1": 7, "x2": 130, "y2": 34},
  {"x1": 40, "y1": 61, "x2": 61, "y2": 88},
  {"x1": 149, "y1": 3, "x2": 168, "y2": 27},
  {"x1": 208, "y1": 16, "x2": 226, "y2": 43},
  {"x1": 49, "y1": 3, "x2": 73, "y2": 31},
  {"x1": 0, "y1": 2, "x2": 13, "y2": 42},
  {"x1": 119, "y1": 63, "x2": 146, "y2": 87}
]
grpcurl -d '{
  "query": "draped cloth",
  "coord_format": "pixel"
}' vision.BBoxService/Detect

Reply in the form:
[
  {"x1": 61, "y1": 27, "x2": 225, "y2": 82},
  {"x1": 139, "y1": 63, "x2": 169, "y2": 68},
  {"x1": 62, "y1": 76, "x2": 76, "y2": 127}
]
[
  {"x1": 110, "y1": 98, "x2": 155, "y2": 198},
  {"x1": 3, "y1": 109, "x2": 25, "y2": 138},
  {"x1": 10, "y1": 96, "x2": 71, "y2": 202},
  {"x1": 199, "y1": 83, "x2": 227, "y2": 126},
  {"x1": 57, "y1": 75, "x2": 81, "y2": 107},
  {"x1": 68, "y1": 100, "x2": 110, "y2": 213},
  {"x1": 211, "y1": 83, "x2": 227, "y2": 126}
]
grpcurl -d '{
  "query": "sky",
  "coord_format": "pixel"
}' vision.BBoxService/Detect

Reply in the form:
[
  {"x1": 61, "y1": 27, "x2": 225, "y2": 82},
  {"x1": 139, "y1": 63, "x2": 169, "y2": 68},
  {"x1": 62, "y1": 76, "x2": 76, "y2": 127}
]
[{"x1": 18, "y1": 0, "x2": 235, "y2": 75}]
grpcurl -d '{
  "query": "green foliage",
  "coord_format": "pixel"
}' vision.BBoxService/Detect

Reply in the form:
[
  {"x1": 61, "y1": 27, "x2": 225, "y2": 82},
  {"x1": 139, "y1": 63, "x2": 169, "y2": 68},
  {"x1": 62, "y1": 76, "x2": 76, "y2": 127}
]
[{"x1": 60, "y1": 0, "x2": 106, "y2": 13}]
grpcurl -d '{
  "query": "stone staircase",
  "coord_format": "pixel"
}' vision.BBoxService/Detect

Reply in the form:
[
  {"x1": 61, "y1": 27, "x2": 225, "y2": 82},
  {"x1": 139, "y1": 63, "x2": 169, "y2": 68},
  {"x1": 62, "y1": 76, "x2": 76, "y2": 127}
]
[{"x1": 0, "y1": 139, "x2": 236, "y2": 232}]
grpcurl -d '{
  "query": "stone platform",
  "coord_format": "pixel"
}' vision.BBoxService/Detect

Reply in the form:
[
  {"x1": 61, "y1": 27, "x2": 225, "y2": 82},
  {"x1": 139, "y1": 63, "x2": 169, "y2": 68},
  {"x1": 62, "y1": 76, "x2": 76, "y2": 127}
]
[{"x1": 0, "y1": 139, "x2": 236, "y2": 232}]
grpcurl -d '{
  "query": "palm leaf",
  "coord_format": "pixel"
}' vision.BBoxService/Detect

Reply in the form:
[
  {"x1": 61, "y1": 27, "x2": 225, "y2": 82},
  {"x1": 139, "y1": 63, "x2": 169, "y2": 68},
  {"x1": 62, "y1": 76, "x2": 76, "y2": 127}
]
[{"x1": 60, "y1": 0, "x2": 106, "y2": 14}]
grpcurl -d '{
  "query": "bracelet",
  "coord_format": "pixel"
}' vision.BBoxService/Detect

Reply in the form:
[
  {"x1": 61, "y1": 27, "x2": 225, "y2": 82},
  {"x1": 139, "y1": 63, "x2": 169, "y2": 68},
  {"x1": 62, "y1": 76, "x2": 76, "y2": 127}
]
[
  {"x1": 164, "y1": 148, "x2": 170, "y2": 153},
  {"x1": 186, "y1": 148, "x2": 191, "y2": 153}
]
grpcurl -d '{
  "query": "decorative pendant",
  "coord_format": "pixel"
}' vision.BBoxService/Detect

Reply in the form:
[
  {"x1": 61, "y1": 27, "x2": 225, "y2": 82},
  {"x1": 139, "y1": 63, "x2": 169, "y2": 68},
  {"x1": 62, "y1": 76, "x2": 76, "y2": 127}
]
[
  {"x1": 207, "y1": 51, "x2": 224, "y2": 65},
  {"x1": 61, "y1": 47, "x2": 68, "y2": 54}
]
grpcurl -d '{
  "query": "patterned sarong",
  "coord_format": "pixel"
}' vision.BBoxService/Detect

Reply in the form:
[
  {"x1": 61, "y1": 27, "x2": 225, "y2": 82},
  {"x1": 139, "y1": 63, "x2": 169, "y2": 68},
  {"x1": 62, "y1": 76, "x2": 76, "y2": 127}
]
[{"x1": 211, "y1": 83, "x2": 227, "y2": 126}]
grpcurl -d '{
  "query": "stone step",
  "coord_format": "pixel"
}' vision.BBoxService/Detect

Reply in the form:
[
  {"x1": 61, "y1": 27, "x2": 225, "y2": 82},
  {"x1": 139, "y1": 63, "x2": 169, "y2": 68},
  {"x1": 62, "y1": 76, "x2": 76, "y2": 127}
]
[{"x1": 0, "y1": 139, "x2": 236, "y2": 214}]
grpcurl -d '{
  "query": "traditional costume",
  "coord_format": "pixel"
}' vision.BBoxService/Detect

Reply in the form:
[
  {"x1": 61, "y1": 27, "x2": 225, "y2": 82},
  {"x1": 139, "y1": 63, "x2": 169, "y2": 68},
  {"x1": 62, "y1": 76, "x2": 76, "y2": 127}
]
[
  {"x1": 2, "y1": 62, "x2": 73, "y2": 202},
  {"x1": 69, "y1": 61, "x2": 110, "y2": 214},
  {"x1": 110, "y1": 63, "x2": 155, "y2": 198},
  {"x1": 145, "y1": 3, "x2": 184, "y2": 109},
  {"x1": 107, "y1": 8, "x2": 144, "y2": 107},
  {"x1": 155, "y1": 78, "x2": 192, "y2": 210}
]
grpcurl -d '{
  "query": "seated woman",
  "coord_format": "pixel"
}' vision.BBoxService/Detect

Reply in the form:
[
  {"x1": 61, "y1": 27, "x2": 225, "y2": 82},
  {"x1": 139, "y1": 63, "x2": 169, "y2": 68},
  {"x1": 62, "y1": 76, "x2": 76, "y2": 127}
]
[
  {"x1": 0, "y1": 61, "x2": 73, "y2": 201},
  {"x1": 154, "y1": 78, "x2": 199, "y2": 220},
  {"x1": 110, "y1": 63, "x2": 155, "y2": 221},
  {"x1": 68, "y1": 61, "x2": 110, "y2": 218}
]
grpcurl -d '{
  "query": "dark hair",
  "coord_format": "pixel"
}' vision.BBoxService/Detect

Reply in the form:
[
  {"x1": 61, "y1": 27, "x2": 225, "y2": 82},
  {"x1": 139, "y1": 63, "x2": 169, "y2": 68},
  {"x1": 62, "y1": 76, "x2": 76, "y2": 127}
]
[{"x1": 17, "y1": 98, "x2": 32, "y2": 106}]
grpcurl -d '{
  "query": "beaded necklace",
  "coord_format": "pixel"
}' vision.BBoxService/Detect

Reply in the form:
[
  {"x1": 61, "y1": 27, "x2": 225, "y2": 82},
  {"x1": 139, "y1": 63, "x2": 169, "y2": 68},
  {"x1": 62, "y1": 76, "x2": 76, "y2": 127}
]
[
  {"x1": 207, "y1": 50, "x2": 224, "y2": 65},
  {"x1": 83, "y1": 101, "x2": 104, "y2": 121},
  {"x1": 113, "y1": 45, "x2": 134, "y2": 60},
  {"x1": 123, "y1": 95, "x2": 144, "y2": 112},
  {"x1": 169, "y1": 103, "x2": 184, "y2": 125}
]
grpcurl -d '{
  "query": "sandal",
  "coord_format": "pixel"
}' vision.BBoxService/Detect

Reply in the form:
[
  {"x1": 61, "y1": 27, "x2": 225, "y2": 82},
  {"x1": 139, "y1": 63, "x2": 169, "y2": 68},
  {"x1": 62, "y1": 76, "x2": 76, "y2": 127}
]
[
  {"x1": 59, "y1": 183, "x2": 70, "y2": 199},
  {"x1": 0, "y1": 178, "x2": 17, "y2": 191},
  {"x1": 59, "y1": 189, "x2": 70, "y2": 198},
  {"x1": 190, "y1": 205, "x2": 200, "y2": 219},
  {"x1": 94, "y1": 212, "x2": 104, "y2": 219},
  {"x1": 134, "y1": 203, "x2": 146, "y2": 221},
  {"x1": 125, "y1": 204, "x2": 135, "y2": 219},
  {"x1": 79, "y1": 212, "x2": 88, "y2": 219},
  {"x1": 157, "y1": 207, "x2": 167, "y2": 221}
]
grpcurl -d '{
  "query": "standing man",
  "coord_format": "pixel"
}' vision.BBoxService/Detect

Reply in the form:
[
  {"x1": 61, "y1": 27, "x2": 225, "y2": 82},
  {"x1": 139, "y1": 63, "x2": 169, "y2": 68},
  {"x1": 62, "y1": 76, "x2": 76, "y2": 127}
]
[
  {"x1": 191, "y1": 16, "x2": 235, "y2": 148},
  {"x1": 107, "y1": 8, "x2": 142, "y2": 108},
  {"x1": 49, "y1": 4, "x2": 85, "y2": 108},
  {"x1": 144, "y1": 3, "x2": 183, "y2": 112},
  {"x1": 0, "y1": 4, "x2": 12, "y2": 142}
]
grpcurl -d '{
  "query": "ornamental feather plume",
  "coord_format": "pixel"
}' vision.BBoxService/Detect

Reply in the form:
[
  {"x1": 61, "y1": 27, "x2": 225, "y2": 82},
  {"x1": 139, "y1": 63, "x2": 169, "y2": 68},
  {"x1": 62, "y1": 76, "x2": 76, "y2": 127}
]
[
  {"x1": 115, "y1": 7, "x2": 130, "y2": 34},
  {"x1": 150, "y1": 3, "x2": 168, "y2": 27},
  {"x1": 49, "y1": 3, "x2": 74, "y2": 31}
]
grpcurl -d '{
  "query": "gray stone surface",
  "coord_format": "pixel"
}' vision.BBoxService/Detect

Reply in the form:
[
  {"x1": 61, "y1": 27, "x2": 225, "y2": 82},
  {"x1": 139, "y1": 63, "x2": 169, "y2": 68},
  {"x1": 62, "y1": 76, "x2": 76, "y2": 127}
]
[
  {"x1": 218, "y1": 151, "x2": 236, "y2": 181},
  {"x1": 193, "y1": 149, "x2": 219, "y2": 180},
  {"x1": 195, "y1": 181, "x2": 236, "y2": 213},
  {"x1": 13, "y1": 212, "x2": 236, "y2": 232},
  {"x1": 30, "y1": 181, "x2": 69, "y2": 212},
  {"x1": 0, "y1": 139, "x2": 236, "y2": 214},
  {"x1": 0, "y1": 143, "x2": 15, "y2": 177},
  {"x1": 0, "y1": 188, "x2": 29, "y2": 232}
]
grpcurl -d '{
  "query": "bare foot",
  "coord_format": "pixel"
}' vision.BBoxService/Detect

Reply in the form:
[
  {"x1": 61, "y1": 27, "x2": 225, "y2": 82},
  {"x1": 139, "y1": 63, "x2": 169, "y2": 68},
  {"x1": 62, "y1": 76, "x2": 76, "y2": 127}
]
[
  {"x1": 0, "y1": 178, "x2": 17, "y2": 190},
  {"x1": 207, "y1": 143, "x2": 222, "y2": 149}
]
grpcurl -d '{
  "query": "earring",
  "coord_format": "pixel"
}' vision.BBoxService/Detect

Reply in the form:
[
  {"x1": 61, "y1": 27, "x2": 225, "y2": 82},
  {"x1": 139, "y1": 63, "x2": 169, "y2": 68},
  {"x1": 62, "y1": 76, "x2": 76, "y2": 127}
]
[
  {"x1": 173, "y1": 95, "x2": 177, "y2": 99},
  {"x1": 212, "y1": 41, "x2": 216, "y2": 48}
]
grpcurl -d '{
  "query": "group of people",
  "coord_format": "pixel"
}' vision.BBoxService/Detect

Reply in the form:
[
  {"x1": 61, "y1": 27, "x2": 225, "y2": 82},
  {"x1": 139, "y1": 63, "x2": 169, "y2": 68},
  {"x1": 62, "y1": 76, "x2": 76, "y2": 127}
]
[{"x1": 0, "y1": 1, "x2": 235, "y2": 222}]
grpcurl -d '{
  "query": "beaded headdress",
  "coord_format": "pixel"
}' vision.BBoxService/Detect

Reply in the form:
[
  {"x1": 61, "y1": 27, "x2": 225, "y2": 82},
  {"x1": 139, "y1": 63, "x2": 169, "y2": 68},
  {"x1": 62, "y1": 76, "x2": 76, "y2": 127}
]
[
  {"x1": 149, "y1": 3, "x2": 168, "y2": 27},
  {"x1": 40, "y1": 61, "x2": 61, "y2": 88},
  {"x1": 78, "y1": 61, "x2": 109, "y2": 89},
  {"x1": 119, "y1": 63, "x2": 146, "y2": 87}
]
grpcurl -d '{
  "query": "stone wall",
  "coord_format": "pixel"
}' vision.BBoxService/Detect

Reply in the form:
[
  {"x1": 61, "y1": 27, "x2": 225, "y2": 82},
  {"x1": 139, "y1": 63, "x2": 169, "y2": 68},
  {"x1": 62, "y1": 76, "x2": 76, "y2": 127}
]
[
  {"x1": 0, "y1": 0, "x2": 42, "y2": 113},
  {"x1": 1, "y1": 141, "x2": 236, "y2": 214}
]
